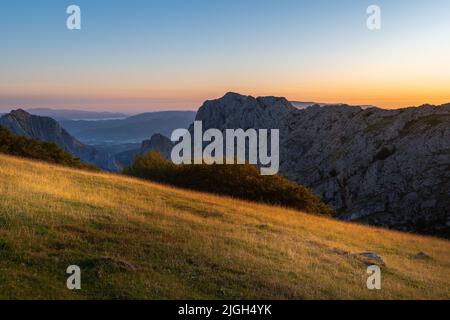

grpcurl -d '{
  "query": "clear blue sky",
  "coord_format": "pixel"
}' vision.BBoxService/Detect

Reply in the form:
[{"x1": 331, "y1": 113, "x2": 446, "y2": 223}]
[{"x1": 1, "y1": 0, "x2": 449, "y2": 111}]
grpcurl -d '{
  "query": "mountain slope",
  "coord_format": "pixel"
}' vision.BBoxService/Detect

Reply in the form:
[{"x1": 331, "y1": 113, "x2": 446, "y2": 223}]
[
  {"x1": 0, "y1": 126, "x2": 96, "y2": 170},
  {"x1": 192, "y1": 93, "x2": 450, "y2": 237},
  {"x1": 0, "y1": 153, "x2": 449, "y2": 299},
  {"x1": 0, "y1": 109, "x2": 116, "y2": 171}
]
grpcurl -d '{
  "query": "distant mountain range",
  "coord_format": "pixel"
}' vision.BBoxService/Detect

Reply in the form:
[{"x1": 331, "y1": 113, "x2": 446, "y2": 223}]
[
  {"x1": 60, "y1": 111, "x2": 196, "y2": 145},
  {"x1": 26, "y1": 108, "x2": 128, "y2": 121},
  {"x1": 290, "y1": 101, "x2": 328, "y2": 109},
  {"x1": 290, "y1": 101, "x2": 377, "y2": 110}
]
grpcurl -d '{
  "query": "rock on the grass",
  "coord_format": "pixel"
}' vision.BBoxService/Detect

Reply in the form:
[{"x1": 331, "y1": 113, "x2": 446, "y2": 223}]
[
  {"x1": 414, "y1": 252, "x2": 431, "y2": 260},
  {"x1": 354, "y1": 252, "x2": 385, "y2": 266}
]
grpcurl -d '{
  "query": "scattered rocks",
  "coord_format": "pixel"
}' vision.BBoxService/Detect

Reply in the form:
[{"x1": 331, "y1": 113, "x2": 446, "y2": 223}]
[
  {"x1": 352, "y1": 252, "x2": 385, "y2": 266},
  {"x1": 414, "y1": 252, "x2": 431, "y2": 260}
]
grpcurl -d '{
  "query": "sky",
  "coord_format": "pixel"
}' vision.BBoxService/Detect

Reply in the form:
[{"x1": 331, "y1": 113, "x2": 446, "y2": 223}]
[{"x1": 1, "y1": 0, "x2": 450, "y2": 112}]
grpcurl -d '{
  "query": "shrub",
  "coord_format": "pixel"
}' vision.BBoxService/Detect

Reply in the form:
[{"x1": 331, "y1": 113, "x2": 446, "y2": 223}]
[{"x1": 124, "y1": 152, "x2": 334, "y2": 215}]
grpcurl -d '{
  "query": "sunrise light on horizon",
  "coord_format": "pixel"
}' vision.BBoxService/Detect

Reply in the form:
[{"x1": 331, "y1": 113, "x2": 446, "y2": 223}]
[{"x1": 1, "y1": 0, "x2": 450, "y2": 112}]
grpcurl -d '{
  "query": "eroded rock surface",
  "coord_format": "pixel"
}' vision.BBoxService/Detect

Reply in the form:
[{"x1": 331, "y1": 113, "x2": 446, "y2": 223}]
[{"x1": 192, "y1": 93, "x2": 450, "y2": 237}]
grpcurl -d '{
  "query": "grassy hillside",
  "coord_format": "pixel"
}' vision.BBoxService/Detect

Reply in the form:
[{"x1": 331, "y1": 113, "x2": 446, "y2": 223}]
[{"x1": 0, "y1": 153, "x2": 449, "y2": 299}]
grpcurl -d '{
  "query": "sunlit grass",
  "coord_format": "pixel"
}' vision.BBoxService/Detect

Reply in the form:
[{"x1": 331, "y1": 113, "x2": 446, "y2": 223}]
[{"x1": 0, "y1": 154, "x2": 449, "y2": 299}]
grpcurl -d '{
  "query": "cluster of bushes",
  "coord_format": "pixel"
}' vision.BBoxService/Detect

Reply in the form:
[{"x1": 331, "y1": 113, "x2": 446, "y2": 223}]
[
  {"x1": 0, "y1": 126, "x2": 97, "y2": 170},
  {"x1": 124, "y1": 152, "x2": 333, "y2": 215}
]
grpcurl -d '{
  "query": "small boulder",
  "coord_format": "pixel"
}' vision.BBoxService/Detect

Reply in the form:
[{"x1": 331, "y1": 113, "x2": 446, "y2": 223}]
[
  {"x1": 414, "y1": 252, "x2": 431, "y2": 260},
  {"x1": 353, "y1": 252, "x2": 385, "y2": 266}
]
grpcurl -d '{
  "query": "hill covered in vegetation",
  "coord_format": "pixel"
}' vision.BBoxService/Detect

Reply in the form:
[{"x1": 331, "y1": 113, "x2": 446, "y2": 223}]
[
  {"x1": 0, "y1": 153, "x2": 449, "y2": 299},
  {"x1": 124, "y1": 152, "x2": 333, "y2": 215}
]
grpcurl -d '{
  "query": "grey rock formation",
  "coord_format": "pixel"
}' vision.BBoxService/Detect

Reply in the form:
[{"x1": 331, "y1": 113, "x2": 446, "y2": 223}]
[
  {"x1": 140, "y1": 134, "x2": 173, "y2": 159},
  {"x1": 414, "y1": 252, "x2": 431, "y2": 260},
  {"x1": 194, "y1": 92, "x2": 295, "y2": 130},
  {"x1": 191, "y1": 93, "x2": 450, "y2": 237},
  {"x1": 114, "y1": 133, "x2": 174, "y2": 169},
  {"x1": 353, "y1": 252, "x2": 385, "y2": 266},
  {"x1": 0, "y1": 109, "x2": 117, "y2": 171}
]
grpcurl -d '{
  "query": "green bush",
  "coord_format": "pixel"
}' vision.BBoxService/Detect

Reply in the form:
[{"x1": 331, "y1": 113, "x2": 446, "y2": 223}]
[
  {"x1": 0, "y1": 125, "x2": 97, "y2": 171},
  {"x1": 124, "y1": 151, "x2": 334, "y2": 215}
]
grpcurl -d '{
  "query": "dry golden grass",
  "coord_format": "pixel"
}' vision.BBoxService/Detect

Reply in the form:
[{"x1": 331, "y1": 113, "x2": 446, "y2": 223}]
[{"x1": 0, "y1": 153, "x2": 449, "y2": 299}]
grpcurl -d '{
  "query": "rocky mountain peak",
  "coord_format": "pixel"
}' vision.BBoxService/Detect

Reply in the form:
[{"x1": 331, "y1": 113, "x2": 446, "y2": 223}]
[
  {"x1": 9, "y1": 108, "x2": 31, "y2": 120},
  {"x1": 217, "y1": 92, "x2": 294, "y2": 110},
  {"x1": 190, "y1": 93, "x2": 450, "y2": 237},
  {"x1": 195, "y1": 93, "x2": 294, "y2": 129},
  {"x1": 141, "y1": 133, "x2": 173, "y2": 159},
  {"x1": 141, "y1": 133, "x2": 172, "y2": 150}
]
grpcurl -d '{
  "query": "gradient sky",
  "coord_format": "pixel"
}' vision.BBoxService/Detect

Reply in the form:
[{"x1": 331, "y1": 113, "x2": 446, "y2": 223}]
[{"x1": 1, "y1": 0, "x2": 450, "y2": 112}]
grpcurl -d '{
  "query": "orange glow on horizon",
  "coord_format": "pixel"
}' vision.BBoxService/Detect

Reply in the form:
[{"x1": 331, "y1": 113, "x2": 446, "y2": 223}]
[{"x1": 1, "y1": 77, "x2": 449, "y2": 111}]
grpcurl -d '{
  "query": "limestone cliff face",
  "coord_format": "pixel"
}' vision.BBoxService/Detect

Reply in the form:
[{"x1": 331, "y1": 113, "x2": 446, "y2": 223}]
[
  {"x1": 0, "y1": 109, "x2": 117, "y2": 171},
  {"x1": 194, "y1": 92, "x2": 295, "y2": 130},
  {"x1": 114, "y1": 133, "x2": 174, "y2": 169},
  {"x1": 140, "y1": 134, "x2": 173, "y2": 159},
  {"x1": 192, "y1": 93, "x2": 450, "y2": 237}
]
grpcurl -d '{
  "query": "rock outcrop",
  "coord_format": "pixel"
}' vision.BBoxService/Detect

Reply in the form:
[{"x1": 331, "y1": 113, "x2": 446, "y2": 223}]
[
  {"x1": 191, "y1": 93, "x2": 450, "y2": 237},
  {"x1": 140, "y1": 134, "x2": 173, "y2": 159},
  {"x1": 0, "y1": 109, "x2": 117, "y2": 171},
  {"x1": 352, "y1": 252, "x2": 385, "y2": 266},
  {"x1": 114, "y1": 133, "x2": 174, "y2": 169}
]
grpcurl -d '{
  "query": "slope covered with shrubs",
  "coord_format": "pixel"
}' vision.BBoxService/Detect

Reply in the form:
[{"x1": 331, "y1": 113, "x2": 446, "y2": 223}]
[
  {"x1": 0, "y1": 125, "x2": 97, "y2": 170},
  {"x1": 124, "y1": 152, "x2": 333, "y2": 215}
]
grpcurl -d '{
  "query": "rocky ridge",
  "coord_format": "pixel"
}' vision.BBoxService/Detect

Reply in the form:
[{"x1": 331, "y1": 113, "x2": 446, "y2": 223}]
[
  {"x1": 166, "y1": 93, "x2": 450, "y2": 237},
  {"x1": 0, "y1": 109, "x2": 117, "y2": 171}
]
